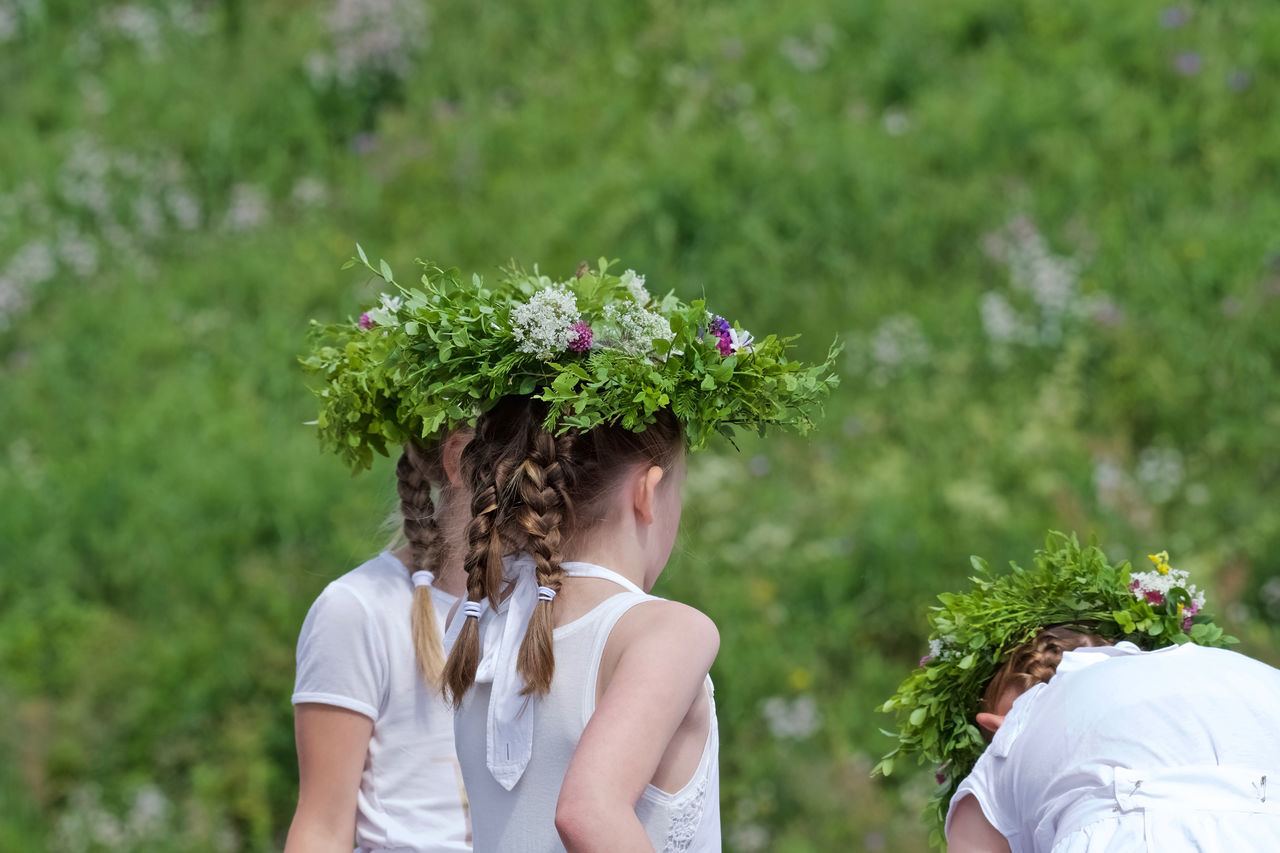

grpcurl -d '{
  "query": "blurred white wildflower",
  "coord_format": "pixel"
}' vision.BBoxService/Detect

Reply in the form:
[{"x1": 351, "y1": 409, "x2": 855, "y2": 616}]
[
  {"x1": 0, "y1": 0, "x2": 38, "y2": 43},
  {"x1": 291, "y1": 177, "x2": 329, "y2": 208},
  {"x1": 882, "y1": 108, "x2": 911, "y2": 136},
  {"x1": 1185, "y1": 482, "x2": 1210, "y2": 506},
  {"x1": 222, "y1": 184, "x2": 269, "y2": 232},
  {"x1": 57, "y1": 224, "x2": 100, "y2": 276},
  {"x1": 1135, "y1": 446, "x2": 1184, "y2": 504},
  {"x1": 166, "y1": 187, "x2": 201, "y2": 230},
  {"x1": 729, "y1": 824, "x2": 770, "y2": 852},
  {"x1": 980, "y1": 216, "x2": 1086, "y2": 350},
  {"x1": 780, "y1": 22, "x2": 835, "y2": 72},
  {"x1": 102, "y1": 5, "x2": 163, "y2": 61},
  {"x1": 868, "y1": 313, "x2": 930, "y2": 385},
  {"x1": 1092, "y1": 459, "x2": 1129, "y2": 508},
  {"x1": 602, "y1": 301, "x2": 673, "y2": 356},
  {"x1": 306, "y1": 0, "x2": 431, "y2": 87},
  {"x1": 979, "y1": 291, "x2": 1034, "y2": 346},
  {"x1": 761, "y1": 694, "x2": 821, "y2": 739},
  {"x1": 511, "y1": 284, "x2": 581, "y2": 358}
]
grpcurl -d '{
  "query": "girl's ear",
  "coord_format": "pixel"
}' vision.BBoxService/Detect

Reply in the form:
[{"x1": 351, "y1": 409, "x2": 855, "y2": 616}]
[
  {"x1": 442, "y1": 430, "x2": 472, "y2": 485},
  {"x1": 632, "y1": 465, "x2": 667, "y2": 525},
  {"x1": 975, "y1": 712, "x2": 1005, "y2": 735}
]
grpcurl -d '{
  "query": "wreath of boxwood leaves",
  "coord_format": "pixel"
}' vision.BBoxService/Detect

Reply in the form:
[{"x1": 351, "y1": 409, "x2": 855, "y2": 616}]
[
  {"x1": 874, "y1": 531, "x2": 1235, "y2": 848},
  {"x1": 301, "y1": 248, "x2": 841, "y2": 469}
]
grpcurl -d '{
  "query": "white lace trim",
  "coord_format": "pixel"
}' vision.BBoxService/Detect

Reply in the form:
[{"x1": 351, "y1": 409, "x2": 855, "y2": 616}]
[{"x1": 661, "y1": 777, "x2": 708, "y2": 852}]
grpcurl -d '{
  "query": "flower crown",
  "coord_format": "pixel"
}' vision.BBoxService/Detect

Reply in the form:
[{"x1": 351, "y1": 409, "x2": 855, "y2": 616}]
[
  {"x1": 874, "y1": 531, "x2": 1235, "y2": 846},
  {"x1": 301, "y1": 248, "x2": 840, "y2": 469}
]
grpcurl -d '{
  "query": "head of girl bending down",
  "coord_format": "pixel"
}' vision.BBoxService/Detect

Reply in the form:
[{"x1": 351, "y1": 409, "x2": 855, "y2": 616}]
[
  {"x1": 975, "y1": 625, "x2": 1113, "y2": 735},
  {"x1": 442, "y1": 394, "x2": 685, "y2": 705}
]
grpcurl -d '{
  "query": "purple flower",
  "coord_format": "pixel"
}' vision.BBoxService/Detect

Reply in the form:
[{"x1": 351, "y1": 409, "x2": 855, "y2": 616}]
[
  {"x1": 919, "y1": 654, "x2": 933, "y2": 667},
  {"x1": 568, "y1": 321, "x2": 593, "y2": 352},
  {"x1": 711, "y1": 315, "x2": 734, "y2": 355},
  {"x1": 1159, "y1": 6, "x2": 1190, "y2": 29},
  {"x1": 1183, "y1": 615, "x2": 1194, "y2": 631},
  {"x1": 1145, "y1": 590, "x2": 1165, "y2": 606},
  {"x1": 1174, "y1": 51, "x2": 1202, "y2": 76},
  {"x1": 358, "y1": 311, "x2": 374, "y2": 330}
]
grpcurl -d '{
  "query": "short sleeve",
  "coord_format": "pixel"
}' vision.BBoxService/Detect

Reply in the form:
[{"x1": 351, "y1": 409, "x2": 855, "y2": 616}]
[
  {"x1": 292, "y1": 582, "x2": 388, "y2": 721},
  {"x1": 947, "y1": 744, "x2": 1020, "y2": 843}
]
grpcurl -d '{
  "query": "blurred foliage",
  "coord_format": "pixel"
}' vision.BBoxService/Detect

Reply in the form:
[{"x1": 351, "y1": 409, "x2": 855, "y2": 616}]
[{"x1": 2, "y1": 0, "x2": 1279, "y2": 850}]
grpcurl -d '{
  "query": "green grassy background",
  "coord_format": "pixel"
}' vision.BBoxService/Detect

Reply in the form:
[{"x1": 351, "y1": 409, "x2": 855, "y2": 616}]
[{"x1": 2, "y1": 1, "x2": 1279, "y2": 849}]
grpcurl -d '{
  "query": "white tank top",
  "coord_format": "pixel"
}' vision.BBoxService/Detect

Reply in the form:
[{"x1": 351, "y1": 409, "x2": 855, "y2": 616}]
[{"x1": 455, "y1": 590, "x2": 721, "y2": 852}]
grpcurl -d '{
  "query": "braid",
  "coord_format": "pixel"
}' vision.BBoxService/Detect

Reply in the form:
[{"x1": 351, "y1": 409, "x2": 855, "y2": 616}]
[
  {"x1": 397, "y1": 444, "x2": 446, "y2": 685},
  {"x1": 982, "y1": 626, "x2": 1111, "y2": 714},
  {"x1": 442, "y1": 434, "x2": 508, "y2": 706},
  {"x1": 513, "y1": 428, "x2": 571, "y2": 696}
]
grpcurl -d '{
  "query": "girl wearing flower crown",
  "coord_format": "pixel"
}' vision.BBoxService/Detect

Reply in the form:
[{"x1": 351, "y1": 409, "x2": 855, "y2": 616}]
[
  {"x1": 878, "y1": 535, "x2": 1280, "y2": 852},
  {"x1": 292, "y1": 278, "x2": 491, "y2": 851},
  {"x1": 301, "y1": 253, "x2": 836, "y2": 852}
]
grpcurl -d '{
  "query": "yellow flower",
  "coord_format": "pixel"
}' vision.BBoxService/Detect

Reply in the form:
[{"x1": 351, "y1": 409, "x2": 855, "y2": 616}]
[
  {"x1": 788, "y1": 667, "x2": 814, "y2": 691},
  {"x1": 1148, "y1": 550, "x2": 1172, "y2": 575}
]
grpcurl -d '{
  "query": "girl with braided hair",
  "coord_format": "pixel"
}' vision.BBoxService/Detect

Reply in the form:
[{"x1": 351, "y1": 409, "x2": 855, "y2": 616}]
[
  {"x1": 286, "y1": 433, "x2": 474, "y2": 853},
  {"x1": 948, "y1": 626, "x2": 1280, "y2": 851},
  {"x1": 441, "y1": 396, "x2": 720, "y2": 852},
  {"x1": 300, "y1": 253, "x2": 837, "y2": 853}
]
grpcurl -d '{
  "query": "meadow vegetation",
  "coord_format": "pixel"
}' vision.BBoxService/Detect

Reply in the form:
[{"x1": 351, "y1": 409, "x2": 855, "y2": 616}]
[{"x1": 2, "y1": 0, "x2": 1278, "y2": 849}]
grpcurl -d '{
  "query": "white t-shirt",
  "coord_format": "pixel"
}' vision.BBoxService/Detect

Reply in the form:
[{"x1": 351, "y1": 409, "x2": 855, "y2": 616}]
[
  {"x1": 294, "y1": 551, "x2": 470, "y2": 852},
  {"x1": 947, "y1": 642, "x2": 1280, "y2": 852}
]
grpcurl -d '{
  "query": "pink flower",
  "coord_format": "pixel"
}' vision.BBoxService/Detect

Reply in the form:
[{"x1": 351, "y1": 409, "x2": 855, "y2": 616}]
[
  {"x1": 568, "y1": 321, "x2": 593, "y2": 352},
  {"x1": 919, "y1": 654, "x2": 933, "y2": 666},
  {"x1": 358, "y1": 312, "x2": 374, "y2": 330},
  {"x1": 1183, "y1": 615, "x2": 1194, "y2": 632},
  {"x1": 1145, "y1": 590, "x2": 1165, "y2": 606}
]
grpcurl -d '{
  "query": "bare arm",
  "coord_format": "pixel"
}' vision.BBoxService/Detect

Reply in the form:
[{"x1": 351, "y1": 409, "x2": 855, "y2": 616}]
[
  {"x1": 555, "y1": 602, "x2": 719, "y2": 852},
  {"x1": 284, "y1": 703, "x2": 373, "y2": 853},
  {"x1": 947, "y1": 794, "x2": 1011, "y2": 853}
]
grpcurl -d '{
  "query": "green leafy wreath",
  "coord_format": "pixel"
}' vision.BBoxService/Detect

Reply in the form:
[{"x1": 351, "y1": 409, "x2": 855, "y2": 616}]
[
  {"x1": 874, "y1": 531, "x2": 1235, "y2": 847},
  {"x1": 301, "y1": 248, "x2": 841, "y2": 469}
]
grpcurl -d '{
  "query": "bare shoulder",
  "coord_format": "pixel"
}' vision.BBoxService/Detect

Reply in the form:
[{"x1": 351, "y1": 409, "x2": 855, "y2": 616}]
[{"x1": 614, "y1": 599, "x2": 719, "y2": 657}]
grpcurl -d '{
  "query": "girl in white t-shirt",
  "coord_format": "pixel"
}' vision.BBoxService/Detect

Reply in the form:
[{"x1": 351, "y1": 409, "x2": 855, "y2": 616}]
[
  {"x1": 441, "y1": 396, "x2": 722, "y2": 853},
  {"x1": 286, "y1": 435, "x2": 473, "y2": 853},
  {"x1": 947, "y1": 627, "x2": 1280, "y2": 852}
]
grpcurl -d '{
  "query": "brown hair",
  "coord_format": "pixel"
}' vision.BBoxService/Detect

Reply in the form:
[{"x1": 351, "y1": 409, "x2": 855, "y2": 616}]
[
  {"x1": 396, "y1": 441, "x2": 450, "y2": 686},
  {"x1": 981, "y1": 625, "x2": 1112, "y2": 716},
  {"x1": 442, "y1": 395, "x2": 683, "y2": 706}
]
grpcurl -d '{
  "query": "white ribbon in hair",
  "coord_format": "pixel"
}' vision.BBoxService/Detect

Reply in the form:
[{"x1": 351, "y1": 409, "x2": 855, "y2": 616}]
[
  {"x1": 440, "y1": 553, "x2": 546, "y2": 790},
  {"x1": 411, "y1": 570, "x2": 435, "y2": 588}
]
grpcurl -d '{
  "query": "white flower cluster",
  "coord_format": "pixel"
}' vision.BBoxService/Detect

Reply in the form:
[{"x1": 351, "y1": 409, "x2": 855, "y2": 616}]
[
  {"x1": 306, "y1": 0, "x2": 430, "y2": 88},
  {"x1": 619, "y1": 268, "x2": 650, "y2": 304},
  {"x1": 511, "y1": 284, "x2": 581, "y2": 359},
  {"x1": 367, "y1": 292, "x2": 403, "y2": 327},
  {"x1": 1130, "y1": 568, "x2": 1205, "y2": 611},
  {"x1": 603, "y1": 302, "x2": 673, "y2": 355},
  {"x1": 927, "y1": 634, "x2": 960, "y2": 662}
]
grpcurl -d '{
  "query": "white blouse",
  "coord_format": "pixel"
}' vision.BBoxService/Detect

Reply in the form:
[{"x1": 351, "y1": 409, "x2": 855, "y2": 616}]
[
  {"x1": 947, "y1": 642, "x2": 1280, "y2": 852},
  {"x1": 294, "y1": 551, "x2": 470, "y2": 852}
]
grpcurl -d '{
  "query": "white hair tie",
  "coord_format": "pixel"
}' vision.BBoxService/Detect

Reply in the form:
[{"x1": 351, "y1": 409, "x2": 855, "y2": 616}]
[
  {"x1": 462, "y1": 600, "x2": 484, "y2": 619},
  {"x1": 537, "y1": 585, "x2": 557, "y2": 602},
  {"x1": 411, "y1": 570, "x2": 435, "y2": 588}
]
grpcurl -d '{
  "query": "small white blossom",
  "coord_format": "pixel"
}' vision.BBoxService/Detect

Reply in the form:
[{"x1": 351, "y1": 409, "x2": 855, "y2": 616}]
[
  {"x1": 1130, "y1": 568, "x2": 1205, "y2": 611},
  {"x1": 365, "y1": 292, "x2": 402, "y2": 326},
  {"x1": 603, "y1": 302, "x2": 674, "y2": 356},
  {"x1": 619, "y1": 268, "x2": 650, "y2": 304},
  {"x1": 511, "y1": 284, "x2": 581, "y2": 359}
]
